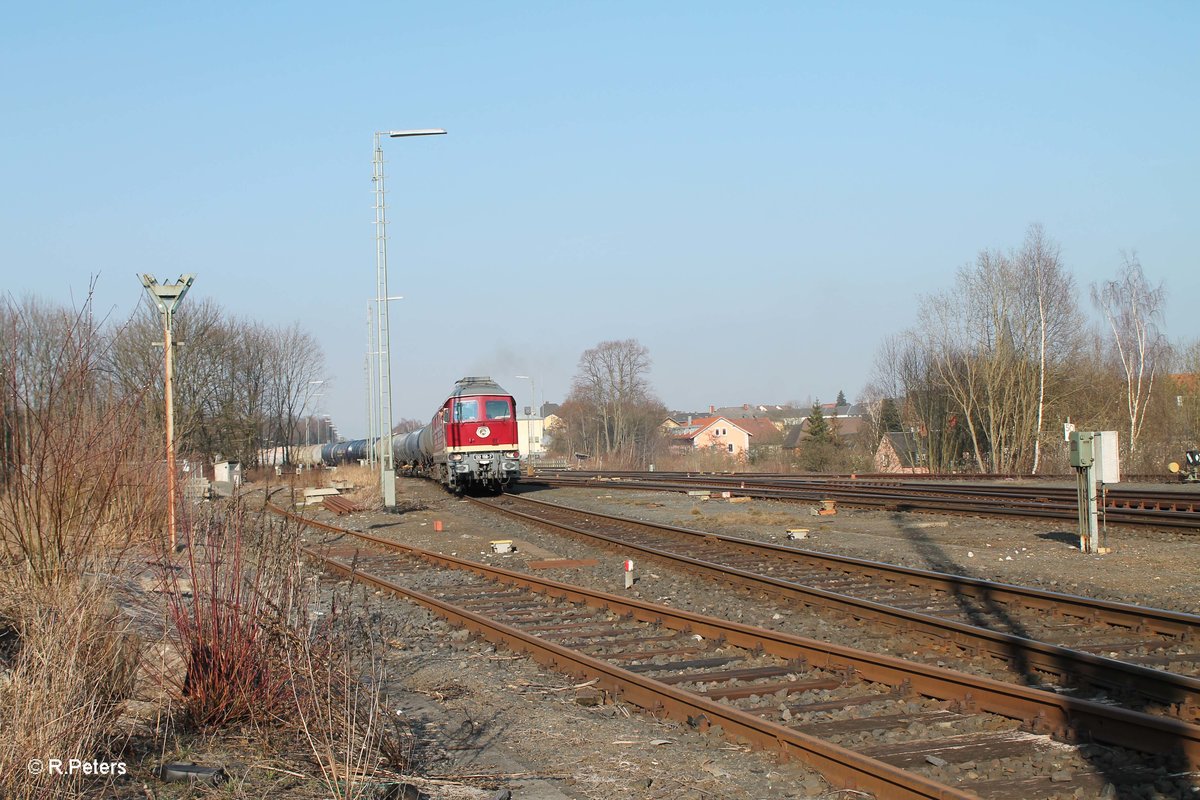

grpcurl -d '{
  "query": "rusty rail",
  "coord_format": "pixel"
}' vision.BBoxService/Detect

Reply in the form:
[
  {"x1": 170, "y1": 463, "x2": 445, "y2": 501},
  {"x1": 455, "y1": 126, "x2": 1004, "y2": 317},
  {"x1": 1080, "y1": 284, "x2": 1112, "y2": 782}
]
[
  {"x1": 268, "y1": 497, "x2": 1200, "y2": 795},
  {"x1": 474, "y1": 493, "x2": 1200, "y2": 719}
]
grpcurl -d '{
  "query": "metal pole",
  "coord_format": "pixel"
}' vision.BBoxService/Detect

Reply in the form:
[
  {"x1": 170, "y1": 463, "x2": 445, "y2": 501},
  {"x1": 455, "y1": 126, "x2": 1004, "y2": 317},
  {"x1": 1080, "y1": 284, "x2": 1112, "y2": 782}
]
[
  {"x1": 163, "y1": 308, "x2": 177, "y2": 550},
  {"x1": 373, "y1": 134, "x2": 397, "y2": 506},
  {"x1": 516, "y1": 375, "x2": 535, "y2": 456},
  {"x1": 365, "y1": 303, "x2": 376, "y2": 467},
  {"x1": 373, "y1": 127, "x2": 446, "y2": 506},
  {"x1": 1087, "y1": 472, "x2": 1100, "y2": 554},
  {"x1": 1076, "y1": 464, "x2": 1099, "y2": 554},
  {"x1": 140, "y1": 274, "x2": 193, "y2": 552}
]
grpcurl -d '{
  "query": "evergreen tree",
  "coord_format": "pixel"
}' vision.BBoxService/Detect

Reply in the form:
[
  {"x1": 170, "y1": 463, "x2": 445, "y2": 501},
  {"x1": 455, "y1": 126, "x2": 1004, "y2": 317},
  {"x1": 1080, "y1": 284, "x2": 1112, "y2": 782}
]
[
  {"x1": 806, "y1": 401, "x2": 832, "y2": 443},
  {"x1": 836, "y1": 389, "x2": 847, "y2": 406},
  {"x1": 879, "y1": 397, "x2": 902, "y2": 432}
]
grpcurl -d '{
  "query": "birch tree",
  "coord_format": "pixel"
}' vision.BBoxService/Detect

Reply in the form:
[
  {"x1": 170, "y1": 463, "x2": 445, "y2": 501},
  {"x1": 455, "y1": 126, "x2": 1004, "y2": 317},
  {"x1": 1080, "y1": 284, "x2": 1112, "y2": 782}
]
[
  {"x1": 911, "y1": 227, "x2": 1081, "y2": 473},
  {"x1": 1091, "y1": 254, "x2": 1168, "y2": 458},
  {"x1": 1012, "y1": 225, "x2": 1083, "y2": 473}
]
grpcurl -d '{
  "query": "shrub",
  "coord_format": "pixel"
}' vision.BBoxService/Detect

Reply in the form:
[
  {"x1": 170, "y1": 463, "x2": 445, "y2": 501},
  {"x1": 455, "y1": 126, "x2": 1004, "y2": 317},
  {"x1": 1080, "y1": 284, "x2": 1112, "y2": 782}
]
[{"x1": 160, "y1": 504, "x2": 301, "y2": 731}]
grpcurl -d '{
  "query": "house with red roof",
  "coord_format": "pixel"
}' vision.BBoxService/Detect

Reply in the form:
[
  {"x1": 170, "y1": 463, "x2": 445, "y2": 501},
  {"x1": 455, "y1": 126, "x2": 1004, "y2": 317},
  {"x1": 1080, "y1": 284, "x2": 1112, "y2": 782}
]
[{"x1": 663, "y1": 416, "x2": 751, "y2": 458}]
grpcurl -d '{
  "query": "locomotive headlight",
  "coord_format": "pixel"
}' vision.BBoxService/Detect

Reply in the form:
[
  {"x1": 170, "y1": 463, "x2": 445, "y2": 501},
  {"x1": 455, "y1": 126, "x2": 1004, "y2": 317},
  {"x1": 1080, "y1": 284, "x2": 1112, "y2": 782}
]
[
  {"x1": 450, "y1": 453, "x2": 463, "y2": 461},
  {"x1": 505, "y1": 450, "x2": 520, "y2": 459}
]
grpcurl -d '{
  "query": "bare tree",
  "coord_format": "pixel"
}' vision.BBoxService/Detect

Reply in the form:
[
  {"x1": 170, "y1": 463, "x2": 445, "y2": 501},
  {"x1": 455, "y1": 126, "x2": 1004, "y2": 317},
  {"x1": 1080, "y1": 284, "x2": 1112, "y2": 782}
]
[
  {"x1": 109, "y1": 300, "x2": 327, "y2": 465},
  {"x1": 561, "y1": 339, "x2": 665, "y2": 464},
  {"x1": 268, "y1": 323, "x2": 326, "y2": 463},
  {"x1": 1091, "y1": 253, "x2": 1168, "y2": 459}
]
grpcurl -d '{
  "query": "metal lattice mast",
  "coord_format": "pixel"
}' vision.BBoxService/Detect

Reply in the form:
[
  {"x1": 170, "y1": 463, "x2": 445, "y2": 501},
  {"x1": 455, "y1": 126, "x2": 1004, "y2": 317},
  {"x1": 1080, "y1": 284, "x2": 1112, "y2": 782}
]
[
  {"x1": 373, "y1": 134, "x2": 397, "y2": 506},
  {"x1": 365, "y1": 302, "x2": 376, "y2": 467},
  {"x1": 372, "y1": 128, "x2": 445, "y2": 507}
]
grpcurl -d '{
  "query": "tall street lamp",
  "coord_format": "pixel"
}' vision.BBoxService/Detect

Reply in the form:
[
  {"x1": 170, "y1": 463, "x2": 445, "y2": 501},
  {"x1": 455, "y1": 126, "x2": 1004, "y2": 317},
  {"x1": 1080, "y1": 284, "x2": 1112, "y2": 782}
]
[
  {"x1": 305, "y1": 380, "x2": 325, "y2": 446},
  {"x1": 374, "y1": 128, "x2": 445, "y2": 507},
  {"x1": 515, "y1": 374, "x2": 536, "y2": 457},
  {"x1": 140, "y1": 273, "x2": 195, "y2": 550},
  {"x1": 366, "y1": 295, "x2": 403, "y2": 470},
  {"x1": 365, "y1": 304, "x2": 375, "y2": 466}
]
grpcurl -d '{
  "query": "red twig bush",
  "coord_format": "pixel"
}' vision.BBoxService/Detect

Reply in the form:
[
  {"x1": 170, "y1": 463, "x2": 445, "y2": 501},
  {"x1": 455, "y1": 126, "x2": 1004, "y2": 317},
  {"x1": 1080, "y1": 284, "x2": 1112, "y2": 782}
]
[{"x1": 160, "y1": 504, "x2": 301, "y2": 730}]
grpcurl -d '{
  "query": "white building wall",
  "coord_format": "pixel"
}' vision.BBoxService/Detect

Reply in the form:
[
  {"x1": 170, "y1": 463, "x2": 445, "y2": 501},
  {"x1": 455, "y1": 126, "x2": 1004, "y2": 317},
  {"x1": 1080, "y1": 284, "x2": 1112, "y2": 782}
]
[{"x1": 516, "y1": 417, "x2": 547, "y2": 458}]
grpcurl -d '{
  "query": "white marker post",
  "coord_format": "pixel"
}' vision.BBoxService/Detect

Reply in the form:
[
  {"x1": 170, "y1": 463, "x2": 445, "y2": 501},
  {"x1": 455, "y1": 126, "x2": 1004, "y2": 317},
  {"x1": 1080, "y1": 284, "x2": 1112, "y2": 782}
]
[{"x1": 623, "y1": 558, "x2": 634, "y2": 589}]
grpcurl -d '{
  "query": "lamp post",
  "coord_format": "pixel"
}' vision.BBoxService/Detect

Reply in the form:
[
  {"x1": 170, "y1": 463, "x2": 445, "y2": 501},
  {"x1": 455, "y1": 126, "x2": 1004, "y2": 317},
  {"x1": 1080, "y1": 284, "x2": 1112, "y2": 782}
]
[
  {"x1": 365, "y1": 304, "x2": 376, "y2": 467},
  {"x1": 305, "y1": 380, "x2": 325, "y2": 446},
  {"x1": 374, "y1": 128, "x2": 446, "y2": 507},
  {"x1": 515, "y1": 375, "x2": 536, "y2": 457},
  {"x1": 140, "y1": 273, "x2": 195, "y2": 551}
]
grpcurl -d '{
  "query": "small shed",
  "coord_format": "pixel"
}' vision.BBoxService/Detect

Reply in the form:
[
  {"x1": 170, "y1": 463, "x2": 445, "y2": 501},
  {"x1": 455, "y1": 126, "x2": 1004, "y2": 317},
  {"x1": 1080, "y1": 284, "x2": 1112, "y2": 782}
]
[{"x1": 214, "y1": 460, "x2": 242, "y2": 486}]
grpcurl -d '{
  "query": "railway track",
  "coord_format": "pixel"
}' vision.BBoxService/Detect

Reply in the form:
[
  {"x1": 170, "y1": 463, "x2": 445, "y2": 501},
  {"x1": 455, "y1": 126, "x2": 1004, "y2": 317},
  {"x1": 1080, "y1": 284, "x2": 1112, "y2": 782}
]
[
  {"x1": 267, "y1": 498, "x2": 1200, "y2": 799},
  {"x1": 472, "y1": 492, "x2": 1200, "y2": 721},
  {"x1": 532, "y1": 471, "x2": 1200, "y2": 530}
]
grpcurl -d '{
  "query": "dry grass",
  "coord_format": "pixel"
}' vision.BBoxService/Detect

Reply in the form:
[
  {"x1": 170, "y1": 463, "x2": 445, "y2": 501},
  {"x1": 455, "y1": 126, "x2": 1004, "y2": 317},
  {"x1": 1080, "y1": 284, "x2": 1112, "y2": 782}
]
[
  {"x1": 334, "y1": 464, "x2": 385, "y2": 510},
  {"x1": 287, "y1": 594, "x2": 414, "y2": 799},
  {"x1": 0, "y1": 575, "x2": 139, "y2": 800},
  {"x1": 0, "y1": 295, "x2": 150, "y2": 798}
]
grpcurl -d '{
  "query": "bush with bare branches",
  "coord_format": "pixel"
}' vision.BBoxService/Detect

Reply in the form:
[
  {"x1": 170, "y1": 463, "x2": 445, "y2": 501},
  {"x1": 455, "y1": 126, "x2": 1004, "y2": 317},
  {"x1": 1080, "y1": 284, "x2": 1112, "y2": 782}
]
[
  {"x1": 159, "y1": 504, "x2": 304, "y2": 730},
  {"x1": 0, "y1": 293, "x2": 161, "y2": 582}
]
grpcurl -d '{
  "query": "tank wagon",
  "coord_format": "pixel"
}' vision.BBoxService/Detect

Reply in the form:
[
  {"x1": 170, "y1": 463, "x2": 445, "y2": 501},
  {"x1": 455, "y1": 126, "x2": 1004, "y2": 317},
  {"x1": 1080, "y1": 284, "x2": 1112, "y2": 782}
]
[{"x1": 395, "y1": 376, "x2": 521, "y2": 493}]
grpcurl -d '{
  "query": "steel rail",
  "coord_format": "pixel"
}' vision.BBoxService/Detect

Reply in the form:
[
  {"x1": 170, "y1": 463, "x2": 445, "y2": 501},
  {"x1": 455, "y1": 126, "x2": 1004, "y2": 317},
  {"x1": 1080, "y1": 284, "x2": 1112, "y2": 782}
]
[
  {"x1": 267, "y1": 499, "x2": 1200, "y2": 786},
  {"x1": 473, "y1": 493, "x2": 1200, "y2": 718},
  {"x1": 496, "y1": 494, "x2": 1200, "y2": 640},
  {"x1": 530, "y1": 474, "x2": 1200, "y2": 529},
  {"x1": 537, "y1": 470, "x2": 1200, "y2": 510}
]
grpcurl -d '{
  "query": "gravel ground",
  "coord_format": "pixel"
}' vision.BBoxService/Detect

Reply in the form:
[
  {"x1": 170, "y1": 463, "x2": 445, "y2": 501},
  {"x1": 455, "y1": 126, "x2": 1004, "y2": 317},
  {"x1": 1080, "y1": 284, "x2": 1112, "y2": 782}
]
[
  {"x1": 506, "y1": 484, "x2": 1200, "y2": 615},
  {"x1": 293, "y1": 477, "x2": 1200, "y2": 799},
  {"x1": 356, "y1": 577, "x2": 825, "y2": 800}
]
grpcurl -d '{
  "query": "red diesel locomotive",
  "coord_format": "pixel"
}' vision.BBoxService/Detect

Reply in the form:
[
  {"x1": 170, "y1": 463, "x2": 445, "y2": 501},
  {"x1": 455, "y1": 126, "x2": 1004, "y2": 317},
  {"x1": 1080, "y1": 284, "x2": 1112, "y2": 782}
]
[{"x1": 395, "y1": 376, "x2": 522, "y2": 493}]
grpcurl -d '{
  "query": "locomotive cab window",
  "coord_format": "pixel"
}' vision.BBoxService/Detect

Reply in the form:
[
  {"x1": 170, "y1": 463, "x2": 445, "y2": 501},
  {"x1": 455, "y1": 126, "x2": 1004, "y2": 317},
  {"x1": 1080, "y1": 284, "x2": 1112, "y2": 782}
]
[
  {"x1": 454, "y1": 399, "x2": 480, "y2": 422},
  {"x1": 485, "y1": 399, "x2": 511, "y2": 420}
]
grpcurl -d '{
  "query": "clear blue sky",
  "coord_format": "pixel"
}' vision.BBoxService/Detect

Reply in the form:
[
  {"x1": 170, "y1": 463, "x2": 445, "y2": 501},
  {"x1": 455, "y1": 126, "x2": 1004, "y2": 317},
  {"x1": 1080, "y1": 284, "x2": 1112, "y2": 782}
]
[{"x1": 3, "y1": 2, "x2": 1196, "y2": 437}]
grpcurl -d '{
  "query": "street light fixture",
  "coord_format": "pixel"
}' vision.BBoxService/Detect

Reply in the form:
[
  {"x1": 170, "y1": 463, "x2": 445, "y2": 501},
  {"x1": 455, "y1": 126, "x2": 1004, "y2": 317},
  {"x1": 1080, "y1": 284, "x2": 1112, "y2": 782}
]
[
  {"x1": 374, "y1": 128, "x2": 446, "y2": 507},
  {"x1": 140, "y1": 273, "x2": 195, "y2": 550}
]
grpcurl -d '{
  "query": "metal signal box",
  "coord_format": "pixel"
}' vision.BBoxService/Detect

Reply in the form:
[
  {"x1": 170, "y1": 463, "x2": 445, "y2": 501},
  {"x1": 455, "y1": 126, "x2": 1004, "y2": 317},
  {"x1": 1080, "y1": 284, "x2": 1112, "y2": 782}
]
[{"x1": 1069, "y1": 431, "x2": 1094, "y2": 468}]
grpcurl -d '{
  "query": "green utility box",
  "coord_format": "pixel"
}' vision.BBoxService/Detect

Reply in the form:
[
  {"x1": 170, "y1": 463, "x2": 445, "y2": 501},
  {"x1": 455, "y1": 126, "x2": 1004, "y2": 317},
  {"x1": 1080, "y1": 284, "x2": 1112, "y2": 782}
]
[{"x1": 1069, "y1": 431, "x2": 1095, "y2": 468}]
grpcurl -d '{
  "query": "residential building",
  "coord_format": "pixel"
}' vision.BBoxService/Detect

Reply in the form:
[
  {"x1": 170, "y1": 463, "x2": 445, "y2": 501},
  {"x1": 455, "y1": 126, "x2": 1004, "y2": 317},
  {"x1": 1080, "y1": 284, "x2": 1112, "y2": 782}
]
[
  {"x1": 874, "y1": 432, "x2": 928, "y2": 473},
  {"x1": 663, "y1": 416, "x2": 751, "y2": 458}
]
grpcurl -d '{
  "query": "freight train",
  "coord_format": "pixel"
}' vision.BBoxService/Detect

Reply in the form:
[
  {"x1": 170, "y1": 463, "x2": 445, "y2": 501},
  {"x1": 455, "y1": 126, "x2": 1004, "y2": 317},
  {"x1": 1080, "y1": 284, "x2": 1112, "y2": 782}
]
[{"x1": 285, "y1": 376, "x2": 521, "y2": 493}]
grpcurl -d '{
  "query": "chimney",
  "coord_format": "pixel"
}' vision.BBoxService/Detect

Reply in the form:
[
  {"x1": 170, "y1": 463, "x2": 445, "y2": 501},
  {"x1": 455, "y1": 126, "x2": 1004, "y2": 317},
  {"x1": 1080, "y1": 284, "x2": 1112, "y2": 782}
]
[
  {"x1": 709, "y1": 405, "x2": 715, "y2": 413},
  {"x1": 687, "y1": 415, "x2": 692, "y2": 426}
]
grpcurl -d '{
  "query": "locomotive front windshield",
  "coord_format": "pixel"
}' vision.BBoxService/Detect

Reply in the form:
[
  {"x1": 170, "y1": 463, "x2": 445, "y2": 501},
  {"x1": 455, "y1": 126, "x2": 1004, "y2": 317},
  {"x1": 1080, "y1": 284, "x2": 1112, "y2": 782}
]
[{"x1": 453, "y1": 398, "x2": 513, "y2": 422}]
